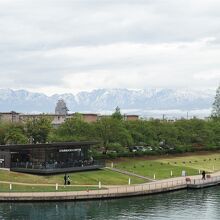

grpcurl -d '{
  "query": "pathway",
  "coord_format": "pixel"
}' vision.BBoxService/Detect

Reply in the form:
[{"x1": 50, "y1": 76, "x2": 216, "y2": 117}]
[
  {"x1": 0, "y1": 180, "x2": 122, "y2": 189},
  {"x1": 1, "y1": 171, "x2": 220, "y2": 201},
  {"x1": 105, "y1": 167, "x2": 155, "y2": 181},
  {"x1": 0, "y1": 177, "x2": 188, "y2": 201}
]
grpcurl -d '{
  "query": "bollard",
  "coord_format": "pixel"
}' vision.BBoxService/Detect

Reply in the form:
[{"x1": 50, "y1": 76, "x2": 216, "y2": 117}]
[
  {"x1": 154, "y1": 174, "x2": 156, "y2": 180},
  {"x1": 170, "y1": 170, "x2": 173, "y2": 177},
  {"x1": 128, "y1": 178, "x2": 131, "y2": 185},
  {"x1": 10, "y1": 184, "x2": 12, "y2": 191},
  {"x1": 111, "y1": 162, "x2": 114, "y2": 168},
  {"x1": 56, "y1": 183, "x2": 58, "y2": 191},
  {"x1": 98, "y1": 181, "x2": 101, "y2": 189}
]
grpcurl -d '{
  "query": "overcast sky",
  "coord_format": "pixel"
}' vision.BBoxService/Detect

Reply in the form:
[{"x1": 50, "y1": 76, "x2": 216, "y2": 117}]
[{"x1": 0, "y1": 0, "x2": 219, "y2": 95}]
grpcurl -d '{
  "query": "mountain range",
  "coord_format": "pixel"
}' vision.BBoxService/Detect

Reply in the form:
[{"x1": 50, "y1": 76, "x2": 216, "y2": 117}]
[{"x1": 0, "y1": 88, "x2": 216, "y2": 118}]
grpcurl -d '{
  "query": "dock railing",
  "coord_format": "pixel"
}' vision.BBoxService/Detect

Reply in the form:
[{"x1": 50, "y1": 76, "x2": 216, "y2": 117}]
[
  {"x1": 0, "y1": 178, "x2": 187, "y2": 196},
  {"x1": 2, "y1": 175, "x2": 220, "y2": 201},
  {"x1": 188, "y1": 175, "x2": 220, "y2": 186}
]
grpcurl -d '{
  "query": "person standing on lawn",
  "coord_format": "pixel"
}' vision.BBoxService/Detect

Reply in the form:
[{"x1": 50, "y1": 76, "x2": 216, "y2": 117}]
[
  {"x1": 67, "y1": 175, "x2": 71, "y2": 185},
  {"x1": 64, "y1": 173, "x2": 67, "y2": 185}
]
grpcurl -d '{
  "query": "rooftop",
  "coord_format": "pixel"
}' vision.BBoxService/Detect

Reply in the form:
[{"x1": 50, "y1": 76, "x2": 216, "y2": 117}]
[{"x1": 0, "y1": 141, "x2": 99, "y2": 150}]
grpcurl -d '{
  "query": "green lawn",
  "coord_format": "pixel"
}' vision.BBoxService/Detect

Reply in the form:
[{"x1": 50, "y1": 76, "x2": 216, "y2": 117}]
[
  {"x1": 0, "y1": 183, "x2": 100, "y2": 192},
  {"x1": 1, "y1": 152, "x2": 220, "y2": 192},
  {"x1": 0, "y1": 169, "x2": 146, "y2": 186},
  {"x1": 158, "y1": 153, "x2": 220, "y2": 172},
  {"x1": 112, "y1": 152, "x2": 220, "y2": 180},
  {"x1": 114, "y1": 159, "x2": 198, "y2": 179}
]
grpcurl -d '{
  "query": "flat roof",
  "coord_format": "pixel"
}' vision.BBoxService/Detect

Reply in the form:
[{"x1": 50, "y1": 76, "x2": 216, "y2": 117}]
[
  {"x1": 82, "y1": 113, "x2": 98, "y2": 116},
  {"x1": 0, "y1": 112, "x2": 20, "y2": 115},
  {"x1": 0, "y1": 141, "x2": 99, "y2": 150},
  {"x1": 19, "y1": 114, "x2": 66, "y2": 117}
]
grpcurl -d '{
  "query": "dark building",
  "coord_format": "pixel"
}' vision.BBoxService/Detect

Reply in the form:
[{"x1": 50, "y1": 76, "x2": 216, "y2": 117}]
[{"x1": 0, "y1": 142, "x2": 104, "y2": 174}]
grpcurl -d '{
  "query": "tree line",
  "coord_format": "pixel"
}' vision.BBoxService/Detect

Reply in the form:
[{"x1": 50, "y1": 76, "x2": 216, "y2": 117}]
[
  {"x1": 0, "y1": 85, "x2": 219, "y2": 158},
  {"x1": 0, "y1": 112, "x2": 219, "y2": 157}
]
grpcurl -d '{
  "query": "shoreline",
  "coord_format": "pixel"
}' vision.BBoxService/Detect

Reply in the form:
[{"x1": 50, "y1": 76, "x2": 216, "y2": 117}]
[{"x1": 1, "y1": 173, "x2": 220, "y2": 202}]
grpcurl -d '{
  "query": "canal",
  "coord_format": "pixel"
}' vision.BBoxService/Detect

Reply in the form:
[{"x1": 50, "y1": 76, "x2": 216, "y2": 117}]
[{"x1": 0, "y1": 186, "x2": 220, "y2": 220}]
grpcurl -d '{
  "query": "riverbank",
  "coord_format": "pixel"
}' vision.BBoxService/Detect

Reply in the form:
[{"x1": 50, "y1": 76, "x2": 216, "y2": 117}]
[
  {"x1": 1, "y1": 152, "x2": 220, "y2": 201},
  {"x1": 1, "y1": 172, "x2": 220, "y2": 202},
  {"x1": 1, "y1": 186, "x2": 219, "y2": 220},
  {"x1": 1, "y1": 152, "x2": 220, "y2": 186}
]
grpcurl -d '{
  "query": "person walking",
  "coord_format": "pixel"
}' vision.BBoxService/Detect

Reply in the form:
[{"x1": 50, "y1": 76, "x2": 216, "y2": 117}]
[
  {"x1": 67, "y1": 175, "x2": 71, "y2": 185},
  {"x1": 202, "y1": 170, "x2": 206, "y2": 180},
  {"x1": 64, "y1": 173, "x2": 67, "y2": 185}
]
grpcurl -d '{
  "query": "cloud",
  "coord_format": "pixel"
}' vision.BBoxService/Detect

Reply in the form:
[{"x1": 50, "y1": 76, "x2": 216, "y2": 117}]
[
  {"x1": 194, "y1": 72, "x2": 220, "y2": 80},
  {"x1": 0, "y1": 0, "x2": 219, "y2": 94},
  {"x1": 54, "y1": 39, "x2": 220, "y2": 92}
]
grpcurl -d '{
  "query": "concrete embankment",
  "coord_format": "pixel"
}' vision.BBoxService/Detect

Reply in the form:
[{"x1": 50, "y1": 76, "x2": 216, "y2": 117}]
[
  {"x1": 0, "y1": 179, "x2": 187, "y2": 201},
  {"x1": 1, "y1": 174, "x2": 220, "y2": 202},
  {"x1": 188, "y1": 176, "x2": 220, "y2": 189}
]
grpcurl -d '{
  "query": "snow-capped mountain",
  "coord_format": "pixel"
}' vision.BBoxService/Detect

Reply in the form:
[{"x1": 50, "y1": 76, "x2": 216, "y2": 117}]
[{"x1": 0, "y1": 88, "x2": 216, "y2": 118}]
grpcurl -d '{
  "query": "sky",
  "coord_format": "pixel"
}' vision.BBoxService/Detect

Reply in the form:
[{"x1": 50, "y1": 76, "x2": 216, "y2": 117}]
[{"x1": 0, "y1": 0, "x2": 220, "y2": 95}]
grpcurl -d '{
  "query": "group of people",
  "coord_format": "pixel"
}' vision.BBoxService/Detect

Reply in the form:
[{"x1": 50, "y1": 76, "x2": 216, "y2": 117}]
[{"x1": 64, "y1": 174, "x2": 71, "y2": 185}]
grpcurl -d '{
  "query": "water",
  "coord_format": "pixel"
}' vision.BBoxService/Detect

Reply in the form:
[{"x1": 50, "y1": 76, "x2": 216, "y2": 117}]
[{"x1": 0, "y1": 187, "x2": 220, "y2": 220}]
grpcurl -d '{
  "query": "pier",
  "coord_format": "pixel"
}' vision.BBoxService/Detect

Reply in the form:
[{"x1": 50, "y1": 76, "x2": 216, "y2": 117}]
[{"x1": 187, "y1": 176, "x2": 220, "y2": 189}]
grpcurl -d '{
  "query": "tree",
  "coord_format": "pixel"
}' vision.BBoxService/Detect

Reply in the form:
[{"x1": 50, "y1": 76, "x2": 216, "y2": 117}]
[
  {"x1": 50, "y1": 113, "x2": 94, "y2": 142},
  {"x1": 26, "y1": 117, "x2": 52, "y2": 144},
  {"x1": 4, "y1": 123, "x2": 28, "y2": 144},
  {"x1": 0, "y1": 122, "x2": 7, "y2": 145},
  {"x1": 212, "y1": 85, "x2": 220, "y2": 118},
  {"x1": 112, "y1": 106, "x2": 123, "y2": 120},
  {"x1": 95, "y1": 117, "x2": 133, "y2": 153}
]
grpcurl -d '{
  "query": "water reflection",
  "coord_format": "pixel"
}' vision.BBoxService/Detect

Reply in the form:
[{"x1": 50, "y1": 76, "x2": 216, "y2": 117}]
[{"x1": 0, "y1": 187, "x2": 220, "y2": 220}]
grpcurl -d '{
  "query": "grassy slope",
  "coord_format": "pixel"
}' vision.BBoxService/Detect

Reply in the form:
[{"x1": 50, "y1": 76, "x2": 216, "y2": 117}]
[
  {"x1": 1, "y1": 153, "x2": 220, "y2": 192},
  {"x1": 158, "y1": 153, "x2": 220, "y2": 172},
  {"x1": 0, "y1": 169, "x2": 145, "y2": 186},
  {"x1": 113, "y1": 153, "x2": 220, "y2": 179},
  {"x1": 115, "y1": 159, "x2": 198, "y2": 179}
]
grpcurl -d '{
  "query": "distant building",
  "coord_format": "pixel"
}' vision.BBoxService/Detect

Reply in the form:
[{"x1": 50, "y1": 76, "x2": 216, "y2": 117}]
[
  {"x1": 19, "y1": 113, "x2": 67, "y2": 128},
  {"x1": 55, "y1": 99, "x2": 69, "y2": 115},
  {"x1": 81, "y1": 113, "x2": 98, "y2": 123},
  {"x1": 124, "y1": 114, "x2": 139, "y2": 121},
  {"x1": 0, "y1": 101, "x2": 139, "y2": 126},
  {"x1": 0, "y1": 112, "x2": 139, "y2": 126},
  {"x1": 0, "y1": 111, "x2": 20, "y2": 123},
  {"x1": 98, "y1": 114, "x2": 139, "y2": 121}
]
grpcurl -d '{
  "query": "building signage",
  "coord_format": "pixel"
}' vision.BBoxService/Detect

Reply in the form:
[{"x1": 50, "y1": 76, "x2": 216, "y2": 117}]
[{"x1": 59, "y1": 149, "x2": 81, "y2": 153}]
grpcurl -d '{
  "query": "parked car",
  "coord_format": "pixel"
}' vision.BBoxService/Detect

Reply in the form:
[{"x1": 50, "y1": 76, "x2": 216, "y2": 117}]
[
  {"x1": 129, "y1": 146, "x2": 147, "y2": 152},
  {"x1": 146, "y1": 146, "x2": 153, "y2": 151}
]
